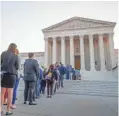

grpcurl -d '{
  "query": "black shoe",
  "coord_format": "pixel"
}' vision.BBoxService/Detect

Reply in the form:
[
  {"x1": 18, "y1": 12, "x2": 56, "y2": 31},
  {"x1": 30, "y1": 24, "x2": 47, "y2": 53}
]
[
  {"x1": 6, "y1": 112, "x2": 13, "y2": 115},
  {"x1": 29, "y1": 102, "x2": 37, "y2": 105},
  {"x1": 24, "y1": 101, "x2": 27, "y2": 104}
]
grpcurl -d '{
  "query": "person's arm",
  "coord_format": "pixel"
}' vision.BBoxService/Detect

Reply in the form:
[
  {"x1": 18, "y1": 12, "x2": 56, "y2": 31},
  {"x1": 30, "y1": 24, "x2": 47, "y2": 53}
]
[
  {"x1": 34, "y1": 60, "x2": 40, "y2": 78},
  {"x1": 1, "y1": 52, "x2": 4, "y2": 65},
  {"x1": 15, "y1": 55, "x2": 19, "y2": 70}
]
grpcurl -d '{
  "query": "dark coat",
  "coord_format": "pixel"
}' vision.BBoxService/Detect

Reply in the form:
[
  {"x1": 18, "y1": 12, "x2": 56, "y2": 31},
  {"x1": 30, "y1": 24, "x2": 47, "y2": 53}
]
[
  {"x1": 1, "y1": 50, "x2": 19, "y2": 75},
  {"x1": 23, "y1": 59, "x2": 40, "y2": 82}
]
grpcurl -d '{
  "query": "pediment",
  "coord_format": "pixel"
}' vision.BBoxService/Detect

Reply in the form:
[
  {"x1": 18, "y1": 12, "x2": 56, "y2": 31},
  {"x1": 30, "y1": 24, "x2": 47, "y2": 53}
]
[{"x1": 42, "y1": 17, "x2": 116, "y2": 32}]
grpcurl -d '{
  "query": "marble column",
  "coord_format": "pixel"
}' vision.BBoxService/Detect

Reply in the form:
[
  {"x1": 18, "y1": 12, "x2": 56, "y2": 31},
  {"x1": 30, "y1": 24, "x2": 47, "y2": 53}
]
[
  {"x1": 99, "y1": 34, "x2": 105, "y2": 71},
  {"x1": 70, "y1": 36, "x2": 74, "y2": 68},
  {"x1": 89, "y1": 34, "x2": 95, "y2": 71},
  {"x1": 109, "y1": 33, "x2": 115, "y2": 69},
  {"x1": 61, "y1": 37, "x2": 65, "y2": 65},
  {"x1": 44, "y1": 38, "x2": 48, "y2": 68},
  {"x1": 52, "y1": 37, "x2": 56, "y2": 64},
  {"x1": 80, "y1": 35, "x2": 85, "y2": 70}
]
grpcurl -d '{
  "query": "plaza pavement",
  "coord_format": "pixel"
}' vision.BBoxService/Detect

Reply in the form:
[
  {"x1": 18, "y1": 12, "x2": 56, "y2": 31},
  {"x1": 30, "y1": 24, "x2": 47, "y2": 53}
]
[{"x1": 2, "y1": 80, "x2": 118, "y2": 116}]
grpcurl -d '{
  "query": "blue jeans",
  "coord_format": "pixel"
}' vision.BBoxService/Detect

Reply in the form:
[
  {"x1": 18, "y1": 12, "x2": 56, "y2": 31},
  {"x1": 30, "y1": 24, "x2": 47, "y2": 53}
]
[
  {"x1": 36, "y1": 78, "x2": 41, "y2": 97},
  {"x1": 12, "y1": 78, "x2": 20, "y2": 105},
  {"x1": 66, "y1": 73, "x2": 70, "y2": 80},
  {"x1": 59, "y1": 74, "x2": 64, "y2": 88}
]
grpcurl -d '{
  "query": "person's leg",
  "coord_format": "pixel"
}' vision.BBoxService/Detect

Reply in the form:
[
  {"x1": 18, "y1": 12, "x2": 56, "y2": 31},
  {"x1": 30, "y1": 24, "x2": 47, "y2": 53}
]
[
  {"x1": 40, "y1": 80, "x2": 43, "y2": 94},
  {"x1": 6, "y1": 88, "x2": 13, "y2": 113},
  {"x1": 3, "y1": 89, "x2": 8, "y2": 105},
  {"x1": 1, "y1": 88, "x2": 6, "y2": 112},
  {"x1": 24, "y1": 81, "x2": 29, "y2": 103},
  {"x1": 59, "y1": 77, "x2": 61, "y2": 88},
  {"x1": 47, "y1": 80, "x2": 50, "y2": 97},
  {"x1": 50, "y1": 82, "x2": 53, "y2": 97},
  {"x1": 29, "y1": 82, "x2": 36, "y2": 105},
  {"x1": 54, "y1": 81, "x2": 57, "y2": 93},
  {"x1": 61, "y1": 75, "x2": 64, "y2": 88},
  {"x1": 42, "y1": 85, "x2": 45, "y2": 95},
  {"x1": 11, "y1": 78, "x2": 20, "y2": 108},
  {"x1": 37, "y1": 79, "x2": 41, "y2": 98}
]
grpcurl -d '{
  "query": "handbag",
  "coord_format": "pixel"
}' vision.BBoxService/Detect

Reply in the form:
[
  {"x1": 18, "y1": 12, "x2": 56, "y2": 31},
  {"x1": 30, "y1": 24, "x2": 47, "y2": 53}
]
[{"x1": 1, "y1": 54, "x2": 13, "y2": 79}]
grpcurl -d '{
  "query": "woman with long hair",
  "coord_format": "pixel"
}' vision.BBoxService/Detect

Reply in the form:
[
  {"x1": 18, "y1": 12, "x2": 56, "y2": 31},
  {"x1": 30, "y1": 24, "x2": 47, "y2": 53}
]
[
  {"x1": 1, "y1": 43, "x2": 19, "y2": 115},
  {"x1": 11, "y1": 49, "x2": 20, "y2": 109},
  {"x1": 46, "y1": 64, "x2": 57, "y2": 98}
]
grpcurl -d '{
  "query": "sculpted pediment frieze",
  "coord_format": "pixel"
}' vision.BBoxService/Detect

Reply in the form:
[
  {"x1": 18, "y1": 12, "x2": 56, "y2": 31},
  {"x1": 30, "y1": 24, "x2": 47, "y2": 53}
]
[{"x1": 42, "y1": 17, "x2": 116, "y2": 32}]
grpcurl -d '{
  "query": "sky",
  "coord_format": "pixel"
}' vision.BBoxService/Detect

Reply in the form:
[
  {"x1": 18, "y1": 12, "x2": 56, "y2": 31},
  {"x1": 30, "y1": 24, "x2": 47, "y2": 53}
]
[{"x1": 0, "y1": 1, "x2": 118, "y2": 53}]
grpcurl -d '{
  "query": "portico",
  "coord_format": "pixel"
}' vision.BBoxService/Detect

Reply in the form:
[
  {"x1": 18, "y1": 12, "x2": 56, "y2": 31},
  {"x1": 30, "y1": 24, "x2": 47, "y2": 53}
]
[{"x1": 42, "y1": 17, "x2": 116, "y2": 80}]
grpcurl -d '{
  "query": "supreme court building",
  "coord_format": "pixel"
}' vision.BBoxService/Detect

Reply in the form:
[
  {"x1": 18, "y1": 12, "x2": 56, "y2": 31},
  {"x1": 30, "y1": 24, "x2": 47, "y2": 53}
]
[{"x1": 42, "y1": 17, "x2": 117, "y2": 80}]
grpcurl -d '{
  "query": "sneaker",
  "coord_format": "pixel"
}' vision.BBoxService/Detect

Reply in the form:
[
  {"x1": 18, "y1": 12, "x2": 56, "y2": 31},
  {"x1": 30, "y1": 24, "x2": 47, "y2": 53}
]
[
  {"x1": 24, "y1": 101, "x2": 27, "y2": 104},
  {"x1": 29, "y1": 102, "x2": 37, "y2": 105},
  {"x1": 6, "y1": 112, "x2": 13, "y2": 115},
  {"x1": 11, "y1": 105, "x2": 16, "y2": 109}
]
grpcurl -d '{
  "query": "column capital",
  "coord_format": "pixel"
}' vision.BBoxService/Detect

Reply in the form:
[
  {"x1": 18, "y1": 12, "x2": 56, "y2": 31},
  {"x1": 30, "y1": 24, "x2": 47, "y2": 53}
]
[
  {"x1": 108, "y1": 32, "x2": 114, "y2": 36},
  {"x1": 69, "y1": 35, "x2": 74, "y2": 39},
  {"x1": 79, "y1": 35, "x2": 84, "y2": 38},
  {"x1": 88, "y1": 34, "x2": 93, "y2": 38},
  {"x1": 44, "y1": 38, "x2": 48, "y2": 41},
  {"x1": 98, "y1": 34, "x2": 104, "y2": 38},
  {"x1": 61, "y1": 36, "x2": 65, "y2": 40}
]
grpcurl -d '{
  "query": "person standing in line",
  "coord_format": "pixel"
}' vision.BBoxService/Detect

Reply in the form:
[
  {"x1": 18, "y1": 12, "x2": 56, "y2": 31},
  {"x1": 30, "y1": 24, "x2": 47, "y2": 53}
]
[
  {"x1": 35, "y1": 67, "x2": 43, "y2": 99},
  {"x1": 1, "y1": 43, "x2": 19, "y2": 115},
  {"x1": 45, "y1": 64, "x2": 56, "y2": 98},
  {"x1": 58, "y1": 63, "x2": 66, "y2": 88},
  {"x1": 40, "y1": 68, "x2": 47, "y2": 95},
  {"x1": 54, "y1": 65, "x2": 60, "y2": 94},
  {"x1": 23, "y1": 53, "x2": 40, "y2": 105},
  {"x1": 69, "y1": 65, "x2": 73, "y2": 80},
  {"x1": 11, "y1": 49, "x2": 21, "y2": 109}
]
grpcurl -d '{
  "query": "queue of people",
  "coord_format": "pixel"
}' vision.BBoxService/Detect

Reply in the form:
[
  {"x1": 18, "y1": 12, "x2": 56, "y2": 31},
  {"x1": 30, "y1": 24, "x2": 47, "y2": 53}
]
[{"x1": 0, "y1": 43, "x2": 81, "y2": 115}]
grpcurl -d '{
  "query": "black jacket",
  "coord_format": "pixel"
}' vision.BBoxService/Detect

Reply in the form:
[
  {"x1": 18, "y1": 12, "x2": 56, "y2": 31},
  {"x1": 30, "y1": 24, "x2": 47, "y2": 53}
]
[{"x1": 1, "y1": 50, "x2": 19, "y2": 75}]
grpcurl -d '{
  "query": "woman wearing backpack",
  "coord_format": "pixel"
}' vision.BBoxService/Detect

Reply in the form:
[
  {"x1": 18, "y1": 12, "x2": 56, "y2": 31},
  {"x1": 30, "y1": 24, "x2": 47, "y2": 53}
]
[{"x1": 45, "y1": 64, "x2": 56, "y2": 98}]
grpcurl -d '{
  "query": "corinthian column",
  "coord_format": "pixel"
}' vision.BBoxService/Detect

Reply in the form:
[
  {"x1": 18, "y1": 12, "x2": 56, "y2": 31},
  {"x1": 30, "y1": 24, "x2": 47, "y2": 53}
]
[
  {"x1": 89, "y1": 34, "x2": 95, "y2": 71},
  {"x1": 52, "y1": 37, "x2": 56, "y2": 64},
  {"x1": 61, "y1": 37, "x2": 65, "y2": 65},
  {"x1": 99, "y1": 34, "x2": 105, "y2": 71},
  {"x1": 109, "y1": 33, "x2": 115, "y2": 69},
  {"x1": 80, "y1": 35, "x2": 85, "y2": 71},
  {"x1": 70, "y1": 36, "x2": 74, "y2": 68},
  {"x1": 44, "y1": 38, "x2": 48, "y2": 68}
]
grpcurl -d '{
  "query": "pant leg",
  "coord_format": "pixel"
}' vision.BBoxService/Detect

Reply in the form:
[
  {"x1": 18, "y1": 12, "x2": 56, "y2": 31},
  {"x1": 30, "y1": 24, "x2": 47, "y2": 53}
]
[
  {"x1": 61, "y1": 75, "x2": 64, "y2": 88},
  {"x1": 47, "y1": 80, "x2": 50, "y2": 96},
  {"x1": 50, "y1": 82, "x2": 53, "y2": 96},
  {"x1": 12, "y1": 78, "x2": 20, "y2": 104},
  {"x1": 37, "y1": 79, "x2": 41, "y2": 97},
  {"x1": 42, "y1": 86, "x2": 45, "y2": 94},
  {"x1": 28, "y1": 81, "x2": 35, "y2": 102},
  {"x1": 24, "y1": 81, "x2": 29, "y2": 102},
  {"x1": 36, "y1": 78, "x2": 40, "y2": 97},
  {"x1": 40, "y1": 80, "x2": 43, "y2": 93},
  {"x1": 59, "y1": 76, "x2": 61, "y2": 88}
]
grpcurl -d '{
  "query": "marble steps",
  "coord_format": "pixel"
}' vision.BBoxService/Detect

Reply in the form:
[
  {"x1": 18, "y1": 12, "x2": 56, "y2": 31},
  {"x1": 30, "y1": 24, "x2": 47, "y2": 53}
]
[{"x1": 57, "y1": 80, "x2": 118, "y2": 97}]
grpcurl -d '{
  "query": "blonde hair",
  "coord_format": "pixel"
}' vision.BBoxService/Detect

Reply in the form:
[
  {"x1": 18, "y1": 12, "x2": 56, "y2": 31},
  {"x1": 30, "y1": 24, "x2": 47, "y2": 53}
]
[{"x1": 15, "y1": 49, "x2": 19, "y2": 55}]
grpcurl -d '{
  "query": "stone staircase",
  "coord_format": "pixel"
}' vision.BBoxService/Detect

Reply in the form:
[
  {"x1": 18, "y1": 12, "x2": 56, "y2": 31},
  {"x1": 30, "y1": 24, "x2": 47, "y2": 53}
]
[{"x1": 57, "y1": 80, "x2": 118, "y2": 97}]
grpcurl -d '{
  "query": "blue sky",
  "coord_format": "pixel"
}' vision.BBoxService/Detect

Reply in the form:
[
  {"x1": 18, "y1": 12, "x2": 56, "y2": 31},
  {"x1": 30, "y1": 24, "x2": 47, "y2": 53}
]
[{"x1": 1, "y1": 1, "x2": 118, "y2": 53}]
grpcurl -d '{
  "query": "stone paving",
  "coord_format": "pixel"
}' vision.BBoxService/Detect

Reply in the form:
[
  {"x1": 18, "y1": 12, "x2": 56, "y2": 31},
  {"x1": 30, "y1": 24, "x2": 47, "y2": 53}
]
[{"x1": 2, "y1": 80, "x2": 118, "y2": 116}]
